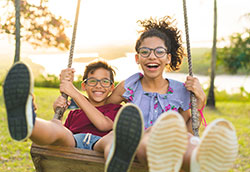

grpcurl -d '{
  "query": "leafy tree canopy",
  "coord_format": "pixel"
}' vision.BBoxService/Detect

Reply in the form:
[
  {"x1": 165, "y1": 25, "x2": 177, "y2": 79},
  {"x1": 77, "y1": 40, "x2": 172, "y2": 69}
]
[
  {"x1": 217, "y1": 29, "x2": 250, "y2": 74},
  {"x1": 0, "y1": 0, "x2": 70, "y2": 50}
]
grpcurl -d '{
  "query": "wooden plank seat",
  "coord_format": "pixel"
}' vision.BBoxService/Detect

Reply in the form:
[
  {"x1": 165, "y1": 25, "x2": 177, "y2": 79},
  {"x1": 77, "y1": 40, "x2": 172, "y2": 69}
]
[{"x1": 30, "y1": 143, "x2": 148, "y2": 172}]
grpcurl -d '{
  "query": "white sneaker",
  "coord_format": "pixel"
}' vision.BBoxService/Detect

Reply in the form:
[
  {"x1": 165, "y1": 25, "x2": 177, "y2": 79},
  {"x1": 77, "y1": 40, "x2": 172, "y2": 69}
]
[
  {"x1": 190, "y1": 119, "x2": 238, "y2": 172},
  {"x1": 147, "y1": 110, "x2": 188, "y2": 172},
  {"x1": 3, "y1": 62, "x2": 34, "y2": 141}
]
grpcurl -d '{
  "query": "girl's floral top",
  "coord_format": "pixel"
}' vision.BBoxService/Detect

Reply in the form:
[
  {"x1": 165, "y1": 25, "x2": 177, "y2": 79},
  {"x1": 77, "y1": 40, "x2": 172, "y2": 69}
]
[{"x1": 123, "y1": 72, "x2": 190, "y2": 129}]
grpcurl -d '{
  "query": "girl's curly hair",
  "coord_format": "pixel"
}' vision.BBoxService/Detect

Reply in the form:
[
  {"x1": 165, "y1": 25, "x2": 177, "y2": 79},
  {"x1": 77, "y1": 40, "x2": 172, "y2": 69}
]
[{"x1": 135, "y1": 16, "x2": 185, "y2": 71}]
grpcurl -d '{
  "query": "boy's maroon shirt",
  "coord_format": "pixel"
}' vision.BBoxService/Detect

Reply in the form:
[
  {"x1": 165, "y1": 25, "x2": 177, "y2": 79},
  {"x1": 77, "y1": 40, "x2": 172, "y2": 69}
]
[{"x1": 64, "y1": 104, "x2": 121, "y2": 137}]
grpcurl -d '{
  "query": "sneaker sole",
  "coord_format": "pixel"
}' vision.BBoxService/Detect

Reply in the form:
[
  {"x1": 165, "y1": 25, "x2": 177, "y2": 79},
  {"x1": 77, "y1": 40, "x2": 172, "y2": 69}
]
[
  {"x1": 105, "y1": 103, "x2": 144, "y2": 172},
  {"x1": 191, "y1": 119, "x2": 238, "y2": 172},
  {"x1": 147, "y1": 110, "x2": 188, "y2": 172},
  {"x1": 3, "y1": 62, "x2": 34, "y2": 141}
]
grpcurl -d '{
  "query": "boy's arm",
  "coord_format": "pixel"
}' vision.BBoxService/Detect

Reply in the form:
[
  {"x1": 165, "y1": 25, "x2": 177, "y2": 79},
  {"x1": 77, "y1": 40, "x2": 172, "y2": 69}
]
[
  {"x1": 60, "y1": 69, "x2": 113, "y2": 131},
  {"x1": 106, "y1": 81, "x2": 126, "y2": 104},
  {"x1": 53, "y1": 95, "x2": 70, "y2": 113}
]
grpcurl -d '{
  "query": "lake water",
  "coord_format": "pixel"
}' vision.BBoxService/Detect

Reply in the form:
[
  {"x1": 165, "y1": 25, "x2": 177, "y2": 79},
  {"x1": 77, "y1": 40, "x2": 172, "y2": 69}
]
[{"x1": 29, "y1": 53, "x2": 250, "y2": 94}]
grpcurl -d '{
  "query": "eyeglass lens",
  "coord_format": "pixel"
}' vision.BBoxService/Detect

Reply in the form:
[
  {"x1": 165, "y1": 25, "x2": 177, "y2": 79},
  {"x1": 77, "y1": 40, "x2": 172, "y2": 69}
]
[
  {"x1": 86, "y1": 78, "x2": 111, "y2": 87},
  {"x1": 138, "y1": 47, "x2": 167, "y2": 58}
]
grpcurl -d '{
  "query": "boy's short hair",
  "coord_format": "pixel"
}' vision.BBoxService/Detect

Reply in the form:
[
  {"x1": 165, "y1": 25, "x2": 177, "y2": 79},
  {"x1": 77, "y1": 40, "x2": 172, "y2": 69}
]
[{"x1": 82, "y1": 61, "x2": 116, "y2": 83}]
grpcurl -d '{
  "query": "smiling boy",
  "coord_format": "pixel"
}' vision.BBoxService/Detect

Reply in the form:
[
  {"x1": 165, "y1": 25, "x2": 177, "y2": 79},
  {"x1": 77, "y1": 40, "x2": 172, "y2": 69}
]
[{"x1": 3, "y1": 61, "x2": 122, "y2": 150}]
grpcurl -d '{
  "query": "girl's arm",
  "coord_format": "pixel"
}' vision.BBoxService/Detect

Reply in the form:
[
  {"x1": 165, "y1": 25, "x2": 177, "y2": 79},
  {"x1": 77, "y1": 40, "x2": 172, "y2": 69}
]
[
  {"x1": 106, "y1": 81, "x2": 126, "y2": 104},
  {"x1": 182, "y1": 76, "x2": 206, "y2": 134},
  {"x1": 184, "y1": 76, "x2": 206, "y2": 110}
]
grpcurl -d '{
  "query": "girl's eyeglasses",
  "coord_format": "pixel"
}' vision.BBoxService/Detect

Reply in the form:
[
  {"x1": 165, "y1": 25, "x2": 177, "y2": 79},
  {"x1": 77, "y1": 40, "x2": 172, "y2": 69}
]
[{"x1": 138, "y1": 47, "x2": 168, "y2": 58}]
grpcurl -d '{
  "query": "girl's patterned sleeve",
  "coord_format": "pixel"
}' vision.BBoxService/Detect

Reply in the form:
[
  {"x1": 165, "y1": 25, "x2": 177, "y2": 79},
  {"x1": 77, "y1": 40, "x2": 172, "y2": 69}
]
[{"x1": 123, "y1": 72, "x2": 143, "y2": 102}]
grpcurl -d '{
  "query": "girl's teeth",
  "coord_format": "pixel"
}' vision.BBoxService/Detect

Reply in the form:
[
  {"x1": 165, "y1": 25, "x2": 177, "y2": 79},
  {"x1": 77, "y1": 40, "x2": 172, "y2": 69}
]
[{"x1": 147, "y1": 64, "x2": 158, "y2": 68}]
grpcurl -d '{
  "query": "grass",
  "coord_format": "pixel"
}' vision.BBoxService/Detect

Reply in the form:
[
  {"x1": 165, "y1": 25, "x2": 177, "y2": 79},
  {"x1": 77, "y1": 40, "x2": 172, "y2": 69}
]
[
  {"x1": 0, "y1": 87, "x2": 250, "y2": 171},
  {"x1": 0, "y1": 87, "x2": 62, "y2": 172}
]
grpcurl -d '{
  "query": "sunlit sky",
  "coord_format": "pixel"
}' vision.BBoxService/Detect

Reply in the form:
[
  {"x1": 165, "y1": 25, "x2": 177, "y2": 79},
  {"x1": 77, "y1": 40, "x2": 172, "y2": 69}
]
[
  {"x1": 46, "y1": 0, "x2": 250, "y2": 49},
  {"x1": 1, "y1": 0, "x2": 249, "y2": 54}
]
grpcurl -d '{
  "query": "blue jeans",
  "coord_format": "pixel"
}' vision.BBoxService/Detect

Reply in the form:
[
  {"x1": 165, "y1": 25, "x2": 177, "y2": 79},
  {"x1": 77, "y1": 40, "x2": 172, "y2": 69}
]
[{"x1": 73, "y1": 133, "x2": 101, "y2": 150}]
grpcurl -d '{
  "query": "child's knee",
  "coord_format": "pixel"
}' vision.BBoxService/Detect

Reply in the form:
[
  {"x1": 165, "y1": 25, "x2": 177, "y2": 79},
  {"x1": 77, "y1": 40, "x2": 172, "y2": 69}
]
[
  {"x1": 136, "y1": 146, "x2": 147, "y2": 164},
  {"x1": 136, "y1": 137, "x2": 148, "y2": 163}
]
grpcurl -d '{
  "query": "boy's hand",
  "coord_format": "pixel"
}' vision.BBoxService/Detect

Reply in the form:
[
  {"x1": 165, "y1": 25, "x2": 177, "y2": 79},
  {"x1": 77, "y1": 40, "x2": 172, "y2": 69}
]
[
  {"x1": 53, "y1": 95, "x2": 71, "y2": 112},
  {"x1": 60, "y1": 80, "x2": 77, "y2": 96},
  {"x1": 184, "y1": 76, "x2": 206, "y2": 110},
  {"x1": 60, "y1": 68, "x2": 75, "y2": 82}
]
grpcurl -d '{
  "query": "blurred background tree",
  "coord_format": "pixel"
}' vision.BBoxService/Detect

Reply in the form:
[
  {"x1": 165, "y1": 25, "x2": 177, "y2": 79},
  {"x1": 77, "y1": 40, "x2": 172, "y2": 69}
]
[
  {"x1": 217, "y1": 29, "x2": 250, "y2": 74},
  {"x1": 0, "y1": 0, "x2": 70, "y2": 51},
  {"x1": 206, "y1": 0, "x2": 217, "y2": 108},
  {"x1": 217, "y1": 13, "x2": 250, "y2": 74}
]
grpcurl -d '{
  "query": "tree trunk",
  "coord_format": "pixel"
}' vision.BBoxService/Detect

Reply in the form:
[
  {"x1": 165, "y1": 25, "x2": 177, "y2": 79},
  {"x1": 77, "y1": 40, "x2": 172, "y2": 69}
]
[
  {"x1": 14, "y1": 0, "x2": 21, "y2": 63},
  {"x1": 207, "y1": 0, "x2": 217, "y2": 108}
]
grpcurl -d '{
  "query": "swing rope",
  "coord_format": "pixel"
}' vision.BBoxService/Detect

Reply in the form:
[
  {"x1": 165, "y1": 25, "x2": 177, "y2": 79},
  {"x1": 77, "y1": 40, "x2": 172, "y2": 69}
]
[
  {"x1": 182, "y1": 0, "x2": 200, "y2": 137},
  {"x1": 67, "y1": 0, "x2": 81, "y2": 68},
  {"x1": 54, "y1": 0, "x2": 81, "y2": 120}
]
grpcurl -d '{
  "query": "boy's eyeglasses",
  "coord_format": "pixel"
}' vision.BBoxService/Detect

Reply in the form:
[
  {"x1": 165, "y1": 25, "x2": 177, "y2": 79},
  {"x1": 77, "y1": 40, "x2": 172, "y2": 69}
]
[
  {"x1": 83, "y1": 77, "x2": 113, "y2": 88},
  {"x1": 138, "y1": 47, "x2": 168, "y2": 58}
]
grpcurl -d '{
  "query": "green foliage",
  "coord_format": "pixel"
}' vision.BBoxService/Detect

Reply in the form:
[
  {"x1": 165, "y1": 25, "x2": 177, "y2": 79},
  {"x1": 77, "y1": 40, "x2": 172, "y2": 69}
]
[
  {"x1": 35, "y1": 74, "x2": 60, "y2": 88},
  {"x1": 203, "y1": 86, "x2": 250, "y2": 102},
  {"x1": 73, "y1": 75, "x2": 84, "y2": 90},
  {"x1": 213, "y1": 89, "x2": 250, "y2": 102},
  {"x1": 217, "y1": 29, "x2": 250, "y2": 74},
  {"x1": 0, "y1": 0, "x2": 70, "y2": 50},
  {"x1": 0, "y1": 58, "x2": 12, "y2": 84},
  {"x1": 178, "y1": 48, "x2": 211, "y2": 75},
  {"x1": 34, "y1": 74, "x2": 84, "y2": 89}
]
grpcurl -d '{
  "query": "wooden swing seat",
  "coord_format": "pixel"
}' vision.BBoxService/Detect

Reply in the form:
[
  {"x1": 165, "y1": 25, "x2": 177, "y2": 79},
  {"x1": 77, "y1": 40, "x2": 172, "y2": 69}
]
[{"x1": 30, "y1": 143, "x2": 148, "y2": 172}]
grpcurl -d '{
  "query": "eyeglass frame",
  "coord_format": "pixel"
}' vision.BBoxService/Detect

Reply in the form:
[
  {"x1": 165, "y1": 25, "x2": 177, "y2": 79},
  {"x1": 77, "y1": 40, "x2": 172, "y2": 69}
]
[
  {"x1": 137, "y1": 47, "x2": 169, "y2": 58},
  {"x1": 83, "y1": 77, "x2": 113, "y2": 88}
]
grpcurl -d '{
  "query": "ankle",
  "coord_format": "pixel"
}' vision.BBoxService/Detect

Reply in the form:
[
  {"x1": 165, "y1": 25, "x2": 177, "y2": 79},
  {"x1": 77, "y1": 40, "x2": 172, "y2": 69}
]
[
  {"x1": 32, "y1": 105, "x2": 37, "y2": 125},
  {"x1": 190, "y1": 136, "x2": 200, "y2": 146}
]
